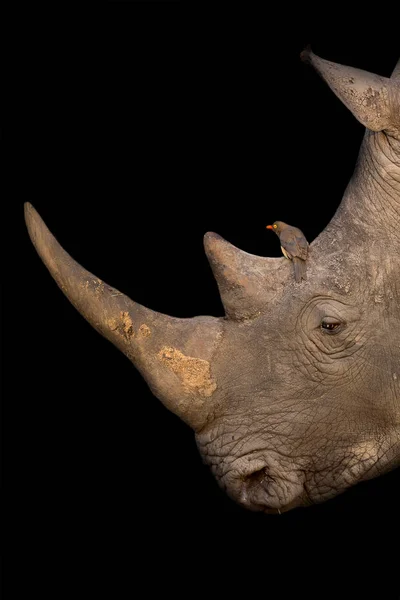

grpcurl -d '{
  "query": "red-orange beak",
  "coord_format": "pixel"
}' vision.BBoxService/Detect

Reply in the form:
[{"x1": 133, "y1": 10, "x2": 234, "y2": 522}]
[{"x1": 266, "y1": 225, "x2": 274, "y2": 230}]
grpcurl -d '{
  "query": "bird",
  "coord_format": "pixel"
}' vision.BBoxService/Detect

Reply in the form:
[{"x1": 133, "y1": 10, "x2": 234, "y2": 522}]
[{"x1": 266, "y1": 221, "x2": 309, "y2": 283}]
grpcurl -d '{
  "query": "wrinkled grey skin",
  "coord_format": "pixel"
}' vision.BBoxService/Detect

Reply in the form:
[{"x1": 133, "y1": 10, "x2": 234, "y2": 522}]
[{"x1": 25, "y1": 50, "x2": 400, "y2": 514}]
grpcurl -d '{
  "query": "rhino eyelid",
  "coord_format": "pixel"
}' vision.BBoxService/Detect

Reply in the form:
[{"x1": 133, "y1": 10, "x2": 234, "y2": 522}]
[{"x1": 320, "y1": 318, "x2": 344, "y2": 334}]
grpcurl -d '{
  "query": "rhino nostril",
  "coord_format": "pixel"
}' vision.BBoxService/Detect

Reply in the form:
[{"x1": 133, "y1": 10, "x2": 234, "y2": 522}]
[
  {"x1": 247, "y1": 466, "x2": 275, "y2": 488},
  {"x1": 248, "y1": 467, "x2": 266, "y2": 483}
]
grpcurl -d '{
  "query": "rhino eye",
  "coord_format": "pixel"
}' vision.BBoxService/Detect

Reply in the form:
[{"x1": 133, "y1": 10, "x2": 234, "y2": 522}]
[{"x1": 320, "y1": 317, "x2": 343, "y2": 334}]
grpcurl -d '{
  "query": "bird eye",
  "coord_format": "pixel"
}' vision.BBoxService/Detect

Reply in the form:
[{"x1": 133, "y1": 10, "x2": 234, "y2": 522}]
[
  {"x1": 273, "y1": 224, "x2": 277, "y2": 229},
  {"x1": 320, "y1": 317, "x2": 343, "y2": 334}
]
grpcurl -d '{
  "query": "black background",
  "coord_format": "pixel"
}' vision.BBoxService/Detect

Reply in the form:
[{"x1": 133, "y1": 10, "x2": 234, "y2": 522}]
[{"x1": 7, "y1": 4, "x2": 399, "y2": 598}]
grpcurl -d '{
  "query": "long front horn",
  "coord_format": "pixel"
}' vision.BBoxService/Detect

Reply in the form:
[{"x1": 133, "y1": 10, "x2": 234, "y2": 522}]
[{"x1": 24, "y1": 203, "x2": 223, "y2": 431}]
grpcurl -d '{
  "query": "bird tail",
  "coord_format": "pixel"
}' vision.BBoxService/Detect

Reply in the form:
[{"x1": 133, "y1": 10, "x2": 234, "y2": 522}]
[{"x1": 293, "y1": 257, "x2": 307, "y2": 283}]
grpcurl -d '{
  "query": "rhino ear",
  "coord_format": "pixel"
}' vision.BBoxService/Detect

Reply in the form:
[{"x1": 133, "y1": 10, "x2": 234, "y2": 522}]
[{"x1": 301, "y1": 47, "x2": 393, "y2": 133}]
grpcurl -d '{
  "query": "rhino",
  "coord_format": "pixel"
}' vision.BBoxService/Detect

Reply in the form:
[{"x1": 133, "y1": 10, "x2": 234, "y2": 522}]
[{"x1": 25, "y1": 49, "x2": 399, "y2": 514}]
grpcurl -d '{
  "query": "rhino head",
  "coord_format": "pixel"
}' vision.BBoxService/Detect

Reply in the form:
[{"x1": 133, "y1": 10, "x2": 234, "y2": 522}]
[{"x1": 25, "y1": 50, "x2": 400, "y2": 514}]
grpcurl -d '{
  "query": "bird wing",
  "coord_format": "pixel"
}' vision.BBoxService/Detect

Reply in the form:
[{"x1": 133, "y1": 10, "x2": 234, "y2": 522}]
[
  {"x1": 280, "y1": 228, "x2": 308, "y2": 260},
  {"x1": 294, "y1": 230, "x2": 309, "y2": 260}
]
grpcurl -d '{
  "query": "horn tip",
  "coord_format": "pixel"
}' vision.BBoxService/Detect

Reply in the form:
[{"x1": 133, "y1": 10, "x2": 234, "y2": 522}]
[
  {"x1": 24, "y1": 202, "x2": 37, "y2": 234},
  {"x1": 24, "y1": 202, "x2": 40, "y2": 227},
  {"x1": 204, "y1": 231, "x2": 224, "y2": 243},
  {"x1": 24, "y1": 202, "x2": 44, "y2": 244},
  {"x1": 24, "y1": 201, "x2": 34, "y2": 218},
  {"x1": 300, "y1": 44, "x2": 313, "y2": 64},
  {"x1": 203, "y1": 231, "x2": 228, "y2": 255}
]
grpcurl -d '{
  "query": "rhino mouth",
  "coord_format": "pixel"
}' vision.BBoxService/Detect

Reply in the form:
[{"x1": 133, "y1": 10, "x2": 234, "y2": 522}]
[{"x1": 223, "y1": 464, "x2": 308, "y2": 514}]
